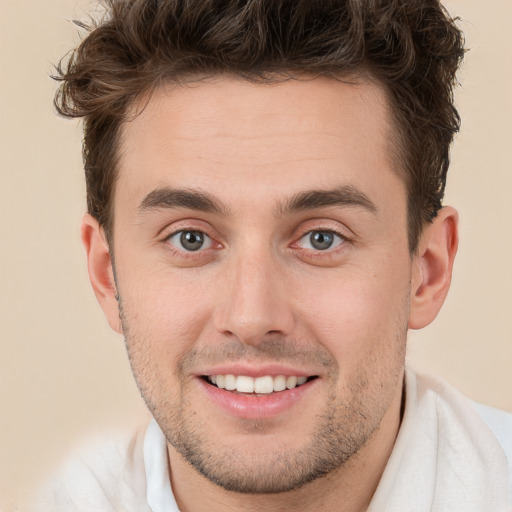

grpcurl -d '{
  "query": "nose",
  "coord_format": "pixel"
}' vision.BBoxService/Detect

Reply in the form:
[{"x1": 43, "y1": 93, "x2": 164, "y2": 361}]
[{"x1": 213, "y1": 248, "x2": 295, "y2": 346}]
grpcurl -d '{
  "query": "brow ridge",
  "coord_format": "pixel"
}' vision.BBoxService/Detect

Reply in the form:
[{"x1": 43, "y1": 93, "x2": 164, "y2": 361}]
[
  {"x1": 138, "y1": 187, "x2": 230, "y2": 216},
  {"x1": 138, "y1": 184, "x2": 377, "y2": 218},
  {"x1": 278, "y1": 185, "x2": 378, "y2": 217}
]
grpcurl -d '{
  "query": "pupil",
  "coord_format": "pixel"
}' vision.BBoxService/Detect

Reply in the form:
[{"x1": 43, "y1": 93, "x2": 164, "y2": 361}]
[
  {"x1": 181, "y1": 231, "x2": 204, "y2": 251},
  {"x1": 310, "y1": 231, "x2": 333, "y2": 250}
]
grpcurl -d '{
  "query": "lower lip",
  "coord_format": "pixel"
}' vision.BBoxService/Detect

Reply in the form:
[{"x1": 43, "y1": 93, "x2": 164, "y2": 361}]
[{"x1": 197, "y1": 377, "x2": 317, "y2": 420}]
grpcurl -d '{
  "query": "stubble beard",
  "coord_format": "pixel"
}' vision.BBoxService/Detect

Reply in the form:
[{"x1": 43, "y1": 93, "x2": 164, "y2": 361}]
[
  {"x1": 163, "y1": 371, "x2": 397, "y2": 494},
  {"x1": 120, "y1": 313, "x2": 407, "y2": 495},
  {"x1": 112, "y1": 245, "x2": 410, "y2": 496}
]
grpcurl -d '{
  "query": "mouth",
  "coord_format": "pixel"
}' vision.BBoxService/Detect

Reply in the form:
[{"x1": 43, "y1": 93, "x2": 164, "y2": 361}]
[{"x1": 202, "y1": 374, "x2": 318, "y2": 395}]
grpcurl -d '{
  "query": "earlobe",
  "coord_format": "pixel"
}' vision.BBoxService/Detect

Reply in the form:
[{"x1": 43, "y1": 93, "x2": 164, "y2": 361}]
[
  {"x1": 408, "y1": 207, "x2": 459, "y2": 330},
  {"x1": 81, "y1": 214, "x2": 123, "y2": 334}
]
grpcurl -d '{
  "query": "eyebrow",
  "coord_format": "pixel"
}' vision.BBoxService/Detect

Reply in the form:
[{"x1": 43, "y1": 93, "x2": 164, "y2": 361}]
[
  {"x1": 137, "y1": 184, "x2": 377, "y2": 218},
  {"x1": 138, "y1": 187, "x2": 230, "y2": 216},
  {"x1": 277, "y1": 185, "x2": 378, "y2": 217}
]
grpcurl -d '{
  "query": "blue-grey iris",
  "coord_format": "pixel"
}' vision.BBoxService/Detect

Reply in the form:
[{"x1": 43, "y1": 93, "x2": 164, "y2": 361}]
[
  {"x1": 310, "y1": 231, "x2": 334, "y2": 250},
  {"x1": 181, "y1": 231, "x2": 205, "y2": 251}
]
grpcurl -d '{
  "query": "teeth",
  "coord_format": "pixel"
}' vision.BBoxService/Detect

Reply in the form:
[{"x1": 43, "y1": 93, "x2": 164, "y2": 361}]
[
  {"x1": 236, "y1": 375, "x2": 255, "y2": 393},
  {"x1": 274, "y1": 375, "x2": 286, "y2": 392},
  {"x1": 286, "y1": 376, "x2": 297, "y2": 389},
  {"x1": 207, "y1": 374, "x2": 311, "y2": 394},
  {"x1": 254, "y1": 376, "x2": 273, "y2": 394},
  {"x1": 224, "y1": 374, "x2": 236, "y2": 391}
]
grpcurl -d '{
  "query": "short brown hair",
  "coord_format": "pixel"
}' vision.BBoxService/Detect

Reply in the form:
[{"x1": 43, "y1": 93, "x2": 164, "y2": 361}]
[{"x1": 54, "y1": 0, "x2": 465, "y2": 250}]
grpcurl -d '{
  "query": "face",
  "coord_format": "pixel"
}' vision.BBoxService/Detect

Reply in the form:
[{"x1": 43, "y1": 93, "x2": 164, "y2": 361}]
[{"x1": 111, "y1": 77, "x2": 413, "y2": 493}]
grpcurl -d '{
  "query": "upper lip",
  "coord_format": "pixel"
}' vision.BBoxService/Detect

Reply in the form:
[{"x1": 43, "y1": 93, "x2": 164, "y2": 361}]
[{"x1": 195, "y1": 363, "x2": 316, "y2": 379}]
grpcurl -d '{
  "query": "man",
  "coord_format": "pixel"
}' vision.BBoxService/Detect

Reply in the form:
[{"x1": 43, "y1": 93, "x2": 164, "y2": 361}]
[{"x1": 34, "y1": 0, "x2": 511, "y2": 510}]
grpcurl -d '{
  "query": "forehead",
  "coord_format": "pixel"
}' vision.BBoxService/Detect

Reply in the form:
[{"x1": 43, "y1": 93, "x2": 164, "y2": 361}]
[{"x1": 116, "y1": 76, "x2": 403, "y2": 215}]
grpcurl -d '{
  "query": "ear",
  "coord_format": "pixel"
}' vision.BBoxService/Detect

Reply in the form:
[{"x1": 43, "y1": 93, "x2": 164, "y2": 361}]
[
  {"x1": 81, "y1": 214, "x2": 123, "y2": 334},
  {"x1": 408, "y1": 206, "x2": 459, "y2": 330}
]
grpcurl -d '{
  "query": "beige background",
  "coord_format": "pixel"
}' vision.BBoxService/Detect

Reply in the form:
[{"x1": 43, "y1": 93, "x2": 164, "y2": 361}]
[{"x1": 1, "y1": 0, "x2": 511, "y2": 509}]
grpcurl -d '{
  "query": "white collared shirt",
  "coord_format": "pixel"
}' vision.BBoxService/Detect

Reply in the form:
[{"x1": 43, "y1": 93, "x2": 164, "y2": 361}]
[{"x1": 28, "y1": 369, "x2": 512, "y2": 511}]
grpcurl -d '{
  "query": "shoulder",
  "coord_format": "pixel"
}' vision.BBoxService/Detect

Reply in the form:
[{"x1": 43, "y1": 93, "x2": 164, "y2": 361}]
[
  {"x1": 413, "y1": 370, "x2": 511, "y2": 447},
  {"x1": 369, "y1": 369, "x2": 511, "y2": 510},
  {"x1": 28, "y1": 422, "x2": 152, "y2": 512},
  {"x1": 471, "y1": 401, "x2": 512, "y2": 472},
  {"x1": 412, "y1": 370, "x2": 512, "y2": 500},
  {"x1": 414, "y1": 371, "x2": 511, "y2": 444}
]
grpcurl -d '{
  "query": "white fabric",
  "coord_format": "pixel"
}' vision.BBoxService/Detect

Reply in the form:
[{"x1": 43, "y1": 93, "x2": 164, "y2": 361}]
[
  {"x1": 143, "y1": 420, "x2": 179, "y2": 512},
  {"x1": 27, "y1": 426, "x2": 152, "y2": 512},
  {"x1": 367, "y1": 370, "x2": 512, "y2": 511},
  {"x1": 28, "y1": 370, "x2": 512, "y2": 511}
]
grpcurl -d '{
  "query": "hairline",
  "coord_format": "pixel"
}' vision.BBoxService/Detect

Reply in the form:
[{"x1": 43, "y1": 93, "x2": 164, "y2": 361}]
[{"x1": 102, "y1": 71, "x2": 423, "y2": 253}]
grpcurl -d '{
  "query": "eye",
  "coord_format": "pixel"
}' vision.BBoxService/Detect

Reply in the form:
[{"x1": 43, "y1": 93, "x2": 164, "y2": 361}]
[
  {"x1": 167, "y1": 230, "x2": 213, "y2": 252},
  {"x1": 297, "y1": 230, "x2": 345, "y2": 251}
]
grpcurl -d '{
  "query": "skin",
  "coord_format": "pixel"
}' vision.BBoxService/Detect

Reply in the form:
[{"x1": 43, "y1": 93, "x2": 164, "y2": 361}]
[{"x1": 82, "y1": 76, "x2": 458, "y2": 512}]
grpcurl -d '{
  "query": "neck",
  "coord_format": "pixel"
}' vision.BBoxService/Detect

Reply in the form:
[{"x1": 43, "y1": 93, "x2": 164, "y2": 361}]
[{"x1": 168, "y1": 388, "x2": 403, "y2": 512}]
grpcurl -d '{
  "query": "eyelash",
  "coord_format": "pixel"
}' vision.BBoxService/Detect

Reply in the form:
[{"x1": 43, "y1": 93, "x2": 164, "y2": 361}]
[
  {"x1": 162, "y1": 226, "x2": 350, "y2": 262},
  {"x1": 162, "y1": 224, "x2": 220, "y2": 261},
  {"x1": 296, "y1": 229, "x2": 346, "y2": 250},
  {"x1": 289, "y1": 227, "x2": 351, "y2": 263},
  {"x1": 167, "y1": 230, "x2": 213, "y2": 252}
]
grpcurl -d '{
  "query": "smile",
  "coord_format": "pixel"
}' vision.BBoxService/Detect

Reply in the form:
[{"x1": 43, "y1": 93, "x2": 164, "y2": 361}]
[
  {"x1": 198, "y1": 371, "x2": 320, "y2": 419},
  {"x1": 205, "y1": 374, "x2": 316, "y2": 394}
]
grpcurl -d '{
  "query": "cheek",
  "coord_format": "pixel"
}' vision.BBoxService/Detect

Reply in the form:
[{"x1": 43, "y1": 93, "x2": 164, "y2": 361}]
[
  {"x1": 293, "y1": 263, "x2": 410, "y2": 363},
  {"x1": 117, "y1": 265, "x2": 215, "y2": 359}
]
